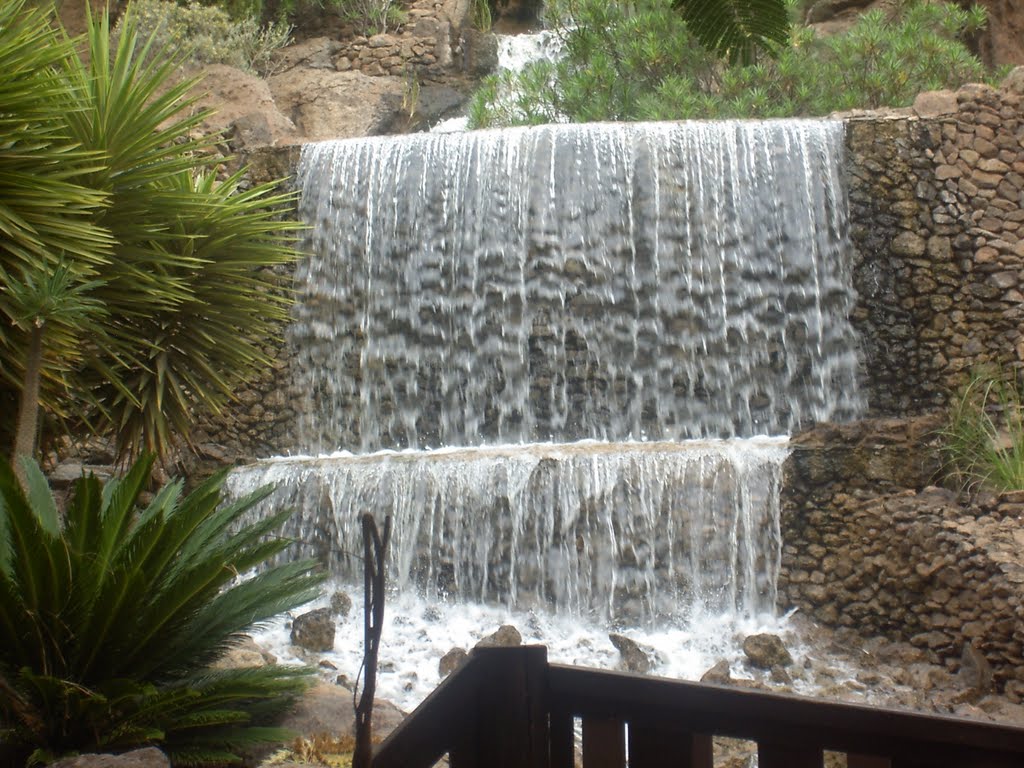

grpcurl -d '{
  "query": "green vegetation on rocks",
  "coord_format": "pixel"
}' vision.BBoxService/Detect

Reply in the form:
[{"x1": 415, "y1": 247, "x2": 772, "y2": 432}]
[
  {"x1": 941, "y1": 367, "x2": 1024, "y2": 493},
  {"x1": 0, "y1": 454, "x2": 324, "y2": 765},
  {"x1": 0, "y1": 1, "x2": 303, "y2": 462},
  {"x1": 469, "y1": 0, "x2": 994, "y2": 127},
  {"x1": 122, "y1": 0, "x2": 293, "y2": 75}
]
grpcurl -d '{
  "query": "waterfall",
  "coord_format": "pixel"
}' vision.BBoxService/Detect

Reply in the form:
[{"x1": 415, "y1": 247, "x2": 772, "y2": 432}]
[
  {"x1": 227, "y1": 438, "x2": 786, "y2": 624},
  {"x1": 292, "y1": 120, "x2": 862, "y2": 455},
  {"x1": 231, "y1": 119, "x2": 862, "y2": 627}
]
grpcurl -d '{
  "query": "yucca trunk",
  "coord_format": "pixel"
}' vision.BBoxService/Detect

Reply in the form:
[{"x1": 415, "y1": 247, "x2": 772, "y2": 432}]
[{"x1": 12, "y1": 321, "x2": 44, "y2": 487}]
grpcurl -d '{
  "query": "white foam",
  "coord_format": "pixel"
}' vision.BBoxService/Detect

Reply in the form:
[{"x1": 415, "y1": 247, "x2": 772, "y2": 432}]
[{"x1": 251, "y1": 583, "x2": 809, "y2": 714}]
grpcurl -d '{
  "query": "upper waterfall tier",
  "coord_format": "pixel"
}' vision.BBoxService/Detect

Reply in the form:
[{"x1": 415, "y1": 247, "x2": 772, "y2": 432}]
[{"x1": 293, "y1": 120, "x2": 863, "y2": 454}]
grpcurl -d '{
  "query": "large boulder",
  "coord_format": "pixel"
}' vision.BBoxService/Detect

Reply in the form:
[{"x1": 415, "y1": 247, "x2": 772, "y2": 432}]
[
  {"x1": 742, "y1": 634, "x2": 794, "y2": 670},
  {"x1": 268, "y1": 69, "x2": 407, "y2": 142},
  {"x1": 191, "y1": 64, "x2": 299, "y2": 149},
  {"x1": 290, "y1": 607, "x2": 336, "y2": 652},
  {"x1": 278, "y1": 681, "x2": 406, "y2": 739}
]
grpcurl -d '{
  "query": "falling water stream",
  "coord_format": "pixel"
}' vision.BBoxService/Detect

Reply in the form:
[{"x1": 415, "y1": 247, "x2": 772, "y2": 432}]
[{"x1": 230, "y1": 119, "x2": 863, "y2": 709}]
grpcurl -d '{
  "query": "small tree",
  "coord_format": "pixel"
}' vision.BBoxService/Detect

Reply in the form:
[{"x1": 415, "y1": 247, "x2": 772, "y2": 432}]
[
  {"x1": 7, "y1": 266, "x2": 105, "y2": 487},
  {"x1": 1, "y1": 2, "x2": 303, "y2": 462}
]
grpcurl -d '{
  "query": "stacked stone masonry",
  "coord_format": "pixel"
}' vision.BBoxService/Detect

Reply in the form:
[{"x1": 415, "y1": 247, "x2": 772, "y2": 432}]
[
  {"x1": 780, "y1": 418, "x2": 1024, "y2": 692},
  {"x1": 849, "y1": 75, "x2": 1024, "y2": 415},
  {"x1": 308, "y1": 0, "x2": 495, "y2": 82}
]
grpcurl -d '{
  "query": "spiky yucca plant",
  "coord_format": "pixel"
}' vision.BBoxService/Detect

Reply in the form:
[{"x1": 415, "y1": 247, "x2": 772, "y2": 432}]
[
  {"x1": 1, "y1": 1, "x2": 303, "y2": 461},
  {"x1": 0, "y1": 456, "x2": 324, "y2": 766}
]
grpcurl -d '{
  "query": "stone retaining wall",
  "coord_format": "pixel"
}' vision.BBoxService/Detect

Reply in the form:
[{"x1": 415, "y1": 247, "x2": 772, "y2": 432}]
[
  {"x1": 305, "y1": 0, "x2": 495, "y2": 83},
  {"x1": 850, "y1": 74, "x2": 1024, "y2": 416},
  {"x1": 779, "y1": 418, "x2": 1024, "y2": 694}
]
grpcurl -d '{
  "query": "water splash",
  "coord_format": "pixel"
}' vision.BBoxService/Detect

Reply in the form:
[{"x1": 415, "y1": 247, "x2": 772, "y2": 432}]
[
  {"x1": 292, "y1": 120, "x2": 862, "y2": 455},
  {"x1": 226, "y1": 438, "x2": 788, "y2": 624}
]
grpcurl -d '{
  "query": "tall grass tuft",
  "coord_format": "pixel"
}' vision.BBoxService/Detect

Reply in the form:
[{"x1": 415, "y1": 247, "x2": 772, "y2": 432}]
[{"x1": 940, "y1": 367, "x2": 1024, "y2": 492}]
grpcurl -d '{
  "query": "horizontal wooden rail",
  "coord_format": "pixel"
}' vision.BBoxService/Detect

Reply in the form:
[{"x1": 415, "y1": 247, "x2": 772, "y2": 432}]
[{"x1": 373, "y1": 646, "x2": 1024, "y2": 768}]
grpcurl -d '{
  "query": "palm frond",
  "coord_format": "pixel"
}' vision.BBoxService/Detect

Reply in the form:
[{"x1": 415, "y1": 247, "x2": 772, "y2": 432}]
[
  {"x1": 0, "y1": 455, "x2": 323, "y2": 762},
  {"x1": 672, "y1": 0, "x2": 790, "y2": 63}
]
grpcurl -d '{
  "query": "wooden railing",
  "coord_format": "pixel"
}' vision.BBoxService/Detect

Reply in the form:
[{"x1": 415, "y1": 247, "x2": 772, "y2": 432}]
[{"x1": 373, "y1": 645, "x2": 1024, "y2": 768}]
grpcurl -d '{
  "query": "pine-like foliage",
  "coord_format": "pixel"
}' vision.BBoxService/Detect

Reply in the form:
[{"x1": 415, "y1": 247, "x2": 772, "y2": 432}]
[
  {"x1": 469, "y1": 0, "x2": 992, "y2": 126},
  {"x1": 0, "y1": 457, "x2": 324, "y2": 766}
]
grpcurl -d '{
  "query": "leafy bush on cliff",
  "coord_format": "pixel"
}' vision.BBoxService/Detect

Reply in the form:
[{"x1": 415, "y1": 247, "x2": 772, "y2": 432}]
[
  {"x1": 0, "y1": 455, "x2": 324, "y2": 766},
  {"x1": 469, "y1": 0, "x2": 992, "y2": 126},
  {"x1": 119, "y1": 0, "x2": 292, "y2": 75}
]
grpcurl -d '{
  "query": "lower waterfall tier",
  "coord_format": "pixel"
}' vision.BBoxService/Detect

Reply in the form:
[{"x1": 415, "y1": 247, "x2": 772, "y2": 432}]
[{"x1": 225, "y1": 438, "x2": 788, "y2": 624}]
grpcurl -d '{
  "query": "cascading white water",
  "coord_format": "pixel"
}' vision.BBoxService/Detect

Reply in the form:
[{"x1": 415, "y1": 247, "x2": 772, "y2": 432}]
[
  {"x1": 293, "y1": 120, "x2": 861, "y2": 455},
  {"x1": 229, "y1": 120, "x2": 863, "y2": 683},
  {"x1": 226, "y1": 438, "x2": 787, "y2": 624}
]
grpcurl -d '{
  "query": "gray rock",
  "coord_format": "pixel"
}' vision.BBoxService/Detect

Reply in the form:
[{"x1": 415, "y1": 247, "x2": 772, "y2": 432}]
[
  {"x1": 191, "y1": 64, "x2": 298, "y2": 150},
  {"x1": 50, "y1": 748, "x2": 170, "y2": 768},
  {"x1": 959, "y1": 643, "x2": 994, "y2": 694},
  {"x1": 742, "y1": 634, "x2": 794, "y2": 670},
  {"x1": 267, "y1": 68, "x2": 406, "y2": 142},
  {"x1": 609, "y1": 633, "x2": 656, "y2": 674},
  {"x1": 330, "y1": 590, "x2": 353, "y2": 617},
  {"x1": 273, "y1": 37, "x2": 344, "y2": 71},
  {"x1": 913, "y1": 90, "x2": 958, "y2": 118},
  {"x1": 1001, "y1": 66, "x2": 1024, "y2": 95},
  {"x1": 290, "y1": 607, "x2": 335, "y2": 652},
  {"x1": 700, "y1": 659, "x2": 732, "y2": 684},
  {"x1": 460, "y1": 27, "x2": 498, "y2": 76},
  {"x1": 212, "y1": 635, "x2": 273, "y2": 669},
  {"x1": 277, "y1": 682, "x2": 405, "y2": 747},
  {"x1": 475, "y1": 624, "x2": 522, "y2": 648},
  {"x1": 439, "y1": 647, "x2": 468, "y2": 678}
]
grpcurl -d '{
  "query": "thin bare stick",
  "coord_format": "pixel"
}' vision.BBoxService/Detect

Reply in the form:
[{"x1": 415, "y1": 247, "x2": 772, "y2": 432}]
[{"x1": 353, "y1": 513, "x2": 392, "y2": 768}]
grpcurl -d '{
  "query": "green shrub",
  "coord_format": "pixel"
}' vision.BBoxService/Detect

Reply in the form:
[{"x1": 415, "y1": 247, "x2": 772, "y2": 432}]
[
  {"x1": 0, "y1": 455, "x2": 324, "y2": 766},
  {"x1": 332, "y1": 0, "x2": 408, "y2": 34},
  {"x1": 472, "y1": 0, "x2": 492, "y2": 33},
  {"x1": 469, "y1": 0, "x2": 993, "y2": 126},
  {"x1": 940, "y1": 368, "x2": 1024, "y2": 493},
  {"x1": 118, "y1": 0, "x2": 292, "y2": 75}
]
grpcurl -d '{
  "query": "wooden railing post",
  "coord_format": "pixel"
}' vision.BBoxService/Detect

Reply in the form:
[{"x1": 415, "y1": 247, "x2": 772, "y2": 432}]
[
  {"x1": 758, "y1": 742, "x2": 823, "y2": 768},
  {"x1": 454, "y1": 646, "x2": 550, "y2": 768},
  {"x1": 629, "y1": 723, "x2": 713, "y2": 768},
  {"x1": 582, "y1": 717, "x2": 625, "y2": 768},
  {"x1": 549, "y1": 709, "x2": 575, "y2": 768}
]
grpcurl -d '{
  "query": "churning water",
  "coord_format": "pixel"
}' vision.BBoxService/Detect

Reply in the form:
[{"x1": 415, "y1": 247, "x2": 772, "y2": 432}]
[{"x1": 232, "y1": 119, "x2": 863, "y2": 705}]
